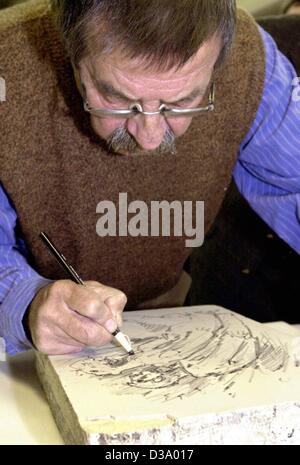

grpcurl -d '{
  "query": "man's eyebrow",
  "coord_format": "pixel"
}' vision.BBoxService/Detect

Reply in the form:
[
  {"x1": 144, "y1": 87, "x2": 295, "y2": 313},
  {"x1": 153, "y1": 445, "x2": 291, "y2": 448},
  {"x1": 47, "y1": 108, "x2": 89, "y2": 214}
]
[
  {"x1": 165, "y1": 86, "x2": 207, "y2": 105},
  {"x1": 93, "y1": 78, "x2": 133, "y2": 102},
  {"x1": 93, "y1": 77, "x2": 207, "y2": 105}
]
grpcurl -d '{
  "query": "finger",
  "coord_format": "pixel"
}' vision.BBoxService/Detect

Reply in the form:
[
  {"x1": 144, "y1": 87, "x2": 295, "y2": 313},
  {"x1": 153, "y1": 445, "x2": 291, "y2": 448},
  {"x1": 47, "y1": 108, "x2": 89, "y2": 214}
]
[
  {"x1": 32, "y1": 316, "x2": 85, "y2": 354},
  {"x1": 64, "y1": 311, "x2": 114, "y2": 347},
  {"x1": 39, "y1": 308, "x2": 113, "y2": 350},
  {"x1": 105, "y1": 296, "x2": 124, "y2": 327},
  {"x1": 57, "y1": 281, "x2": 116, "y2": 326},
  {"x1": 84, "y1": 282, "x2": 128, "y2": 316},
  {"x1": 73, "y1": 281, "x2": 127, "y2": 327}
]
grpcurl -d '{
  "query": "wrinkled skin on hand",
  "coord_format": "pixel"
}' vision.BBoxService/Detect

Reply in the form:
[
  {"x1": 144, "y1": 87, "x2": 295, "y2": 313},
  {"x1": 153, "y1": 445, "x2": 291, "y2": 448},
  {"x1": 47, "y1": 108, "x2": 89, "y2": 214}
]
[{"x1": 27, "y1": 280, "x2": 127, "y2": 355}]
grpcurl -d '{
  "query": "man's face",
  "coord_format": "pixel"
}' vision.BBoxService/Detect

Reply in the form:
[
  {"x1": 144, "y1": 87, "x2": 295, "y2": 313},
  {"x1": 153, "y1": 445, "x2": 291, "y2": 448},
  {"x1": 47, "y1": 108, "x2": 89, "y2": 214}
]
[{"x1": 77, "y1": 36, "x2": 221, "y2": 156}]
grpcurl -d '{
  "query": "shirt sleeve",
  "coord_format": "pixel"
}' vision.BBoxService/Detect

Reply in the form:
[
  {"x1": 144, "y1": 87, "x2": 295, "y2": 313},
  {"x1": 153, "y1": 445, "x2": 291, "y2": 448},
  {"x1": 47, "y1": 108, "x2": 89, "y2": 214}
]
[
  {"x1": 0, "y1": 184, "x2": 53, "y2": 355},
  {"x1": 233, "y1": 26, "x2": 300, "y2": 255}
]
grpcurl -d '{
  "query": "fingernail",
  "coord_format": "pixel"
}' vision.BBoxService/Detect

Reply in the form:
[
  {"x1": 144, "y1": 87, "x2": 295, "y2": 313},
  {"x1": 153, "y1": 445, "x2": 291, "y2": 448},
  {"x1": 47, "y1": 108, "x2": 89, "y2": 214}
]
[{"x1": 105, "y1": 319, "x2": 117, "y2": 334}]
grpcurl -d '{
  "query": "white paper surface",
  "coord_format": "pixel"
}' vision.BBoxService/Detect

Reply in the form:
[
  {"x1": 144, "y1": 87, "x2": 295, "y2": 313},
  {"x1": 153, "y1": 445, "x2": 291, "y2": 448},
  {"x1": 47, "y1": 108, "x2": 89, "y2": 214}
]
[{"x1": 47, "y1": 306, "x2": 300, "y2": 424}]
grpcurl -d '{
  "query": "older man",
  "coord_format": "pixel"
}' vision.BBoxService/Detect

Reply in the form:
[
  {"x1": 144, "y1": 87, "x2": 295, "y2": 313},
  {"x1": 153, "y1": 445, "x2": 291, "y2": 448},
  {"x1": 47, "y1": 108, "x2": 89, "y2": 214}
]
[{"x1": 0, "y1": 0, "x2": 299, "y2": 356}]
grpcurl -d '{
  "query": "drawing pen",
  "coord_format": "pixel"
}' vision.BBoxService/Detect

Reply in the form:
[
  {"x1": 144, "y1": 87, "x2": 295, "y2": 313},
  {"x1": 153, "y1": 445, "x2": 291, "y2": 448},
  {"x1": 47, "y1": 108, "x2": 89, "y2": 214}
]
[{"x1": 39, "y1": 232, "x2": 134, "y2": 356}]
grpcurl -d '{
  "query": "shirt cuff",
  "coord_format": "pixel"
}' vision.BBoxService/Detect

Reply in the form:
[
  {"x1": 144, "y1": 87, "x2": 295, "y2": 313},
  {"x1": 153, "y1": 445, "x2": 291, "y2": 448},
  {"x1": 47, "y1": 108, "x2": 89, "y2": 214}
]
[{"x1": 0, "y1": 276, "x2": 53, "y2": 355}]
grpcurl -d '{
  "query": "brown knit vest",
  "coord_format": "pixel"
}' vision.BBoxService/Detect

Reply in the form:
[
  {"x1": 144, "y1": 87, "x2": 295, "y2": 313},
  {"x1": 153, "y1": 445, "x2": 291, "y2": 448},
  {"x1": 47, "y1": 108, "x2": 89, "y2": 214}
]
[{"x1": 0, "y1": 0, "x2": 265, "y2": 308}]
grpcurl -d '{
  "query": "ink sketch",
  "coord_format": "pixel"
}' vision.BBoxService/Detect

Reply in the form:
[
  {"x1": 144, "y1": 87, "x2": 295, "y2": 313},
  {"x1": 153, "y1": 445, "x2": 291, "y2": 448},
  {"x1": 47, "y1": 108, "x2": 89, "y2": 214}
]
[
  {"x1": 69, "y1": 308, "x2": 291, "y2": 401},
  {"x1": 38, "y1": 305, "x2": 300, "y2": 421}
]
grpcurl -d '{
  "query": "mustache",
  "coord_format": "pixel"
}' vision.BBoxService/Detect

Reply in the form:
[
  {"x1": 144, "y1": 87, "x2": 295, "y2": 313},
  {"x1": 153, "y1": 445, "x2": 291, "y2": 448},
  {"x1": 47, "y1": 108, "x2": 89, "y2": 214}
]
[{"x1": 106, "y1": 126, "x2": 177, "y2": 155}]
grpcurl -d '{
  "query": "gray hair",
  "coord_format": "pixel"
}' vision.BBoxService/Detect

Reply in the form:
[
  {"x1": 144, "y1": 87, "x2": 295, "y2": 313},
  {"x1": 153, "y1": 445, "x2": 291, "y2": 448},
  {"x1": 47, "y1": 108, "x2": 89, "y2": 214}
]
[{"x1": 51, "y1": 1, "x2": 237, "y2": 70}]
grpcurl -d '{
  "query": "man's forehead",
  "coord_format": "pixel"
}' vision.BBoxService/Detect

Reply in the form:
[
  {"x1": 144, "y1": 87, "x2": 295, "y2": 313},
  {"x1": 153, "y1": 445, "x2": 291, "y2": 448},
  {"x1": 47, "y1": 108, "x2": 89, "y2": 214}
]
[
  {"x1": 86, "y1": 33, "x2": 221, "y2": 80},
  {"x1": 80, "y1": 34, "x2": 221, "y2": 102}
]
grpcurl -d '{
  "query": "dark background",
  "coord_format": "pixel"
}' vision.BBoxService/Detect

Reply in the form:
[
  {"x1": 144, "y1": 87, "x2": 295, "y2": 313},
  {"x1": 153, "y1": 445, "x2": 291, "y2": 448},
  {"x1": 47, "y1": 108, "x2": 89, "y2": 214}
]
[{"x1": 0, "y1": 0, "x2": 23, "y2": 7}]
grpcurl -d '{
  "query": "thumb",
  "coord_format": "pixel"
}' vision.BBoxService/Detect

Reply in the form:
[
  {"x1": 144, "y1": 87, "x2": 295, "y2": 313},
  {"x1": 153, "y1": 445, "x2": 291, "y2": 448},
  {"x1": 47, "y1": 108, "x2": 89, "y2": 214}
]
[{"x1": 105, "y1": 296, "x2": 124, "y2": 328}]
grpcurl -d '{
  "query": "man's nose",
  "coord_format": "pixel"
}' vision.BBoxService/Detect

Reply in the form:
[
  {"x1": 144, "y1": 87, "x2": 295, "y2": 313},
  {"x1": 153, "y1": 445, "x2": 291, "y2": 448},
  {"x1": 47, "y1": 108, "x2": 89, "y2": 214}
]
[{"x1": 126, "y1": 112, "x2": 168, "y2": 151}]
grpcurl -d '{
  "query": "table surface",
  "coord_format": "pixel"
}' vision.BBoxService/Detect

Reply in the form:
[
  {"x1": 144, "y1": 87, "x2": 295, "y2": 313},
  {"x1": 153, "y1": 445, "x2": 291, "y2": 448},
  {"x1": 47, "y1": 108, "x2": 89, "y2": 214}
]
[
  {"x1": 0, "y1": 350, "x2": 64, "y2": 445},
  {"x1": 1, "y1": 322, "x2": 300, "y2": 445}
]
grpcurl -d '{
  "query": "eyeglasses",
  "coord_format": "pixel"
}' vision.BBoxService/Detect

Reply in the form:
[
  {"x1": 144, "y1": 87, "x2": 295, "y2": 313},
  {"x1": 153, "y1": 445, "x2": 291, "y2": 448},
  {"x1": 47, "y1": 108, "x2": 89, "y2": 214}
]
[{"x1": 83, "y1": 82, "x2": 215, "y2": 119}]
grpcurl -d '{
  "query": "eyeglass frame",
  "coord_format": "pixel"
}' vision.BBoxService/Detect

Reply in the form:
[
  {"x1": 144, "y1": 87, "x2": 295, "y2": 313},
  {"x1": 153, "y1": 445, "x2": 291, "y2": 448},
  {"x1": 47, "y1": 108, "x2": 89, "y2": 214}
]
[{"x1": 83, "y1": 82, "x2": 215, "y2": 119}]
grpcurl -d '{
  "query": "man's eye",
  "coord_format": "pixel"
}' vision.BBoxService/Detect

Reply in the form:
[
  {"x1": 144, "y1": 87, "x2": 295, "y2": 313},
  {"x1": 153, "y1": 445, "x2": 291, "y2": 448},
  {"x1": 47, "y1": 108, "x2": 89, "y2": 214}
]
[
  {"x1": 104, "y1": 96, "x2": 118, "y2": 105},
  {"x1": 104, "y1": 96, "x2": 128, "y2": 106},
  {"x1": 171, "y1": 100, "x2": 193, "y2": 109}
]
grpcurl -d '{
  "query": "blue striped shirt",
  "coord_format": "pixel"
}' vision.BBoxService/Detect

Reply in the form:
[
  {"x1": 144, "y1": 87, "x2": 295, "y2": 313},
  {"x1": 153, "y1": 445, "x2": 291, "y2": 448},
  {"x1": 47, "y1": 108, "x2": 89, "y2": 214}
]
[{"x1": 1, "y1": 28, "x2": 300, "y2": 355}]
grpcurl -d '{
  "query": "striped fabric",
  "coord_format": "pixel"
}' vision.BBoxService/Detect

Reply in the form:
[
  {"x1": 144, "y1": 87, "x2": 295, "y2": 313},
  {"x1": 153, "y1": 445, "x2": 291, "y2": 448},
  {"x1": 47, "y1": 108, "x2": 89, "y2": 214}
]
[
  {"x1": 0, "y1": 188, "x2": 52, "y2": 353},
  {"x1": 1, "y1": 27, "x2": 300, "y2": 355},
  {"x1": 233, "y1": 27, "x2": 300, "y2": 255}
]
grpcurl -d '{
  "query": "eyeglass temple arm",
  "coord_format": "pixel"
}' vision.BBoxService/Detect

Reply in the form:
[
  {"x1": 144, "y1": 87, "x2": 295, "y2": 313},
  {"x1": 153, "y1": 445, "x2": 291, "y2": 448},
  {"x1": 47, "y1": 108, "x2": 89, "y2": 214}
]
[{"x1": 83, "y1": 101, "x2": 134, "y2": 116}]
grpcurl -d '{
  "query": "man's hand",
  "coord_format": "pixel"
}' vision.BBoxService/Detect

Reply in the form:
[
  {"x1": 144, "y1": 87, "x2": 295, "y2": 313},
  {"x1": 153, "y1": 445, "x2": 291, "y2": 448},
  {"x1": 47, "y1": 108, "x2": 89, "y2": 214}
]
[{"x1": 25, "y1": 280, "x2": 127, "y2": 355}]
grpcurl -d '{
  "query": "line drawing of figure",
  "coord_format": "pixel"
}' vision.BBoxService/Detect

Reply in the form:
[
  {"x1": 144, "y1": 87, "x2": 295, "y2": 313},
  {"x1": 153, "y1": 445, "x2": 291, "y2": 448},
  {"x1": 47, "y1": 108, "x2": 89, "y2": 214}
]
[{"x1": 67, "y1": 308, "x2": 292, "y2": 402}]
